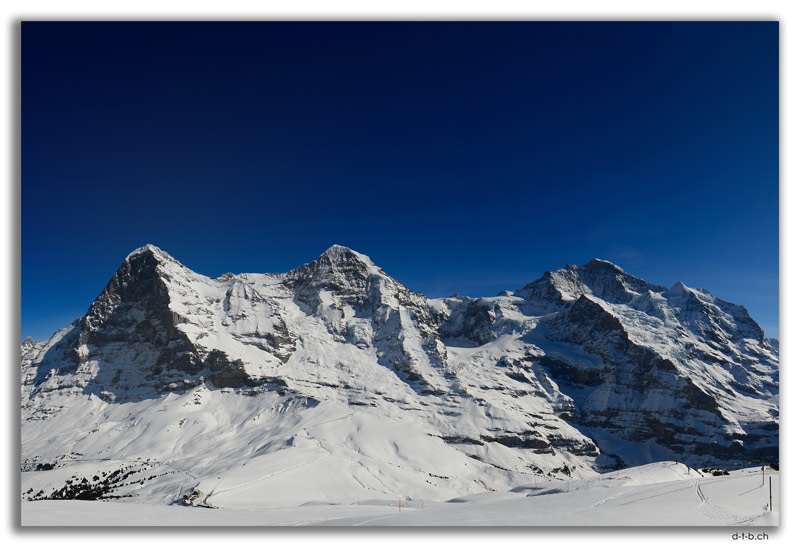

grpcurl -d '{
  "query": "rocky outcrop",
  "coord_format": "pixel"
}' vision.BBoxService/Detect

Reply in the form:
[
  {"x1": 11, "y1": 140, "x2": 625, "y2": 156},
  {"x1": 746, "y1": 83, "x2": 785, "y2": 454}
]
[{"x1": 515, "y1": 259, "x2": 667, "y2": 309}]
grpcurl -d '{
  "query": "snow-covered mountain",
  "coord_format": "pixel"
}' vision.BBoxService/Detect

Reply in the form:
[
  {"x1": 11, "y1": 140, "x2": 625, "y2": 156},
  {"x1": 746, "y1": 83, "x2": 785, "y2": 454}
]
[{"x1": 20, "y1": 245, "x2": 778, "y2": 507}]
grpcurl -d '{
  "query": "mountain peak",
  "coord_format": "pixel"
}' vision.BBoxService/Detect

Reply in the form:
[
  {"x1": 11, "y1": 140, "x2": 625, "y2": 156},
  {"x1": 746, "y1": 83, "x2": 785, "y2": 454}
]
[
  {"x1": 666, "y1": 281, "x2": 690, "y2": 295},
  {"x1": 516, "y1": 258, "x2": 665, "y2": 307},
  {"x1": 285, "y1": 245, "x2": 382, "y2": 295},
  {"x1": 125, "y1": 244, "x2": 175, "y2": 263},
  {"x1": 318, "y1": 244, "x2": 376, "y2": 268},
  {"x1": 580, "y1": 258, "x2": 625, "y2": 274},
  {"x1": 324, "y1": 244, "x2": 354, "y2": 254},
  {"x1": 126, "y1": 243, "x2": 160, "y2": 258}
]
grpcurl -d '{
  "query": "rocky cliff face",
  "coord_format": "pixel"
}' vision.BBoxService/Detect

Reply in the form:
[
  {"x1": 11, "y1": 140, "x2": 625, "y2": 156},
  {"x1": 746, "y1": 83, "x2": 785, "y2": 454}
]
[
  {"x1": 284, "y1": 245, "x2": 449, "y2": 393},
  {"x1": 21, "y1": 245, "x2": 778, "y2": 503},
  {"x1": 518, "y1": 261, "x2": 777, "y2": 467}
]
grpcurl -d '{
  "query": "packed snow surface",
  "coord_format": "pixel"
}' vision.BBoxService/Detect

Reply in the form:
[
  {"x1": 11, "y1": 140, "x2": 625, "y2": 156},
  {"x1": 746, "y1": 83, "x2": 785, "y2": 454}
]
[{"x1": 21, "y1": 463, "x2": 778, "y2": 526}]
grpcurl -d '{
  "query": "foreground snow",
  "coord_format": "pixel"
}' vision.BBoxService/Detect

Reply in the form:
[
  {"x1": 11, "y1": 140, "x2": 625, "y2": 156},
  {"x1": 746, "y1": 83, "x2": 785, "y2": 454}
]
[{"x1": 21, "y1": 462, "x2": 778, "y2": 526}]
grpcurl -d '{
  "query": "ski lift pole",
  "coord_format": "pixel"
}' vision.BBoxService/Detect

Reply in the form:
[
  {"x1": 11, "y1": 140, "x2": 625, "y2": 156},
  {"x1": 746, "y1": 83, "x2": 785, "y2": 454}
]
[{"x1": 769, "y1": 477, "x2": 772, "y2": 511}]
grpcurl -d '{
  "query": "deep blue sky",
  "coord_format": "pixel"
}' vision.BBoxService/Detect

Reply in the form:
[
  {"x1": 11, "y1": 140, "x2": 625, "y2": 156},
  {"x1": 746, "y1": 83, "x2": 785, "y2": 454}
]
[{"x1": 22, "y1": 22, "x2": 778, "y2": 341}]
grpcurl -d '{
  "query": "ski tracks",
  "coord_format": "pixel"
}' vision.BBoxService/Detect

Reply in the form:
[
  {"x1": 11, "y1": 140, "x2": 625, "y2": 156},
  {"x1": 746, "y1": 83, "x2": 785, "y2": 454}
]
[
  {"x1": 694, "y1": 479, "x2": 757, "y2": 525},
  {"x1": 694, "y1": 480, "x2": 707, "y2": 504},
  {"x1": 591, "y1": 491, "x2": 620, "y2": 507}
]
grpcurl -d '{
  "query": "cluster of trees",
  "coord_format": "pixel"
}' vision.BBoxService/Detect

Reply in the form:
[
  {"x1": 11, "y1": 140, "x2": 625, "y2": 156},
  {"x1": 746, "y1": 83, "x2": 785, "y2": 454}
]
[{"x1": 25, "y1": 465, "x2": 157, "y2": 501}]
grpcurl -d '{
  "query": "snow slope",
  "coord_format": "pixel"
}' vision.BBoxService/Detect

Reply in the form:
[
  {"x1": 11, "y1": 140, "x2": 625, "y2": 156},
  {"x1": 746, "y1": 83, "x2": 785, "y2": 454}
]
[{"x1": 21, "y1": 463, "x2": 779, "y2": 526}]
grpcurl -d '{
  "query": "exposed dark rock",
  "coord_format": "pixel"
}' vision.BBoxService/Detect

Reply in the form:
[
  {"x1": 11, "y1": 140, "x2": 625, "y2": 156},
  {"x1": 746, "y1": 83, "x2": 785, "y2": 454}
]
[
  {"x1": 440, "y1": 436, "x2": 485, "y2": 446},
  {"x1": 481, "y1": 434, "x2": 554, "y2": 454},
  {"x1": 536, "y1": 356, "x2": 605, "y2": 387},
  {"x1": 439, "y1": 299, "x2": 497, "y2": 345}
]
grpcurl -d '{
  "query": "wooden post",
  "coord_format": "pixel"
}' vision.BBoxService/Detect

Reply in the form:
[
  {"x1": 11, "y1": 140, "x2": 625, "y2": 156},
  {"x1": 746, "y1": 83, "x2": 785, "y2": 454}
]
[{"x1": 399, "y1": 497, "x2": 402, "y2": 512}]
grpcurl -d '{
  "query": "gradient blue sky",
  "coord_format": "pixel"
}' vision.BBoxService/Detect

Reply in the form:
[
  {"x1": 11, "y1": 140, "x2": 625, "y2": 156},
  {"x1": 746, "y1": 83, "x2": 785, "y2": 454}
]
[{"x1": 22, "y1": 22, "x2": 778, "y2": 341}]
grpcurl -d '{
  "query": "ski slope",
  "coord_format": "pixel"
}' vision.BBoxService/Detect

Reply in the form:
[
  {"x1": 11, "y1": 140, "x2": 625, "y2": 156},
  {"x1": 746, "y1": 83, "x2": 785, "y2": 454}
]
[{"x1": 21, "y1": 462, "x2": 778, "y2": 526}]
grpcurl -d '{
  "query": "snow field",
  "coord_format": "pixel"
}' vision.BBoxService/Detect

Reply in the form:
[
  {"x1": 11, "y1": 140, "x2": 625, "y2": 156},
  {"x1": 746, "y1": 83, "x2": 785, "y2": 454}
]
[{"x1": 22, "y1": 463, "x2": 778, "y2": 526}]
